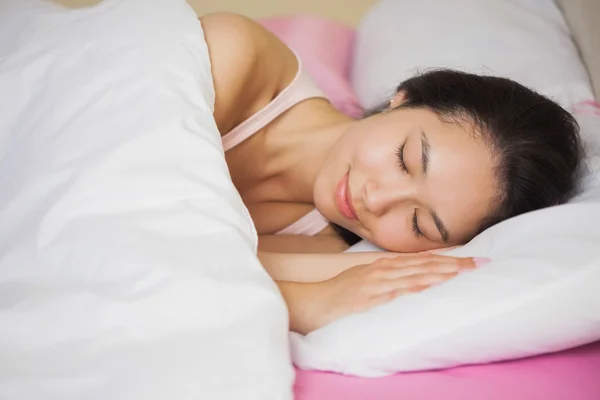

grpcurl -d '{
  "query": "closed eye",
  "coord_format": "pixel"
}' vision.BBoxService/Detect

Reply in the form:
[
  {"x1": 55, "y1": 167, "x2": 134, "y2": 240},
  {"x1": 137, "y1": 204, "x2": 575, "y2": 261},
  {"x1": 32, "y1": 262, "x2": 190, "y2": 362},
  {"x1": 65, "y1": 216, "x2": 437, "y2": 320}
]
[
  {"x1": 412, "y1": 209, "x2": 424, "y2": 238},
  {"x1": 395, "y1": 141, "x2": 409, "y2": 174}
]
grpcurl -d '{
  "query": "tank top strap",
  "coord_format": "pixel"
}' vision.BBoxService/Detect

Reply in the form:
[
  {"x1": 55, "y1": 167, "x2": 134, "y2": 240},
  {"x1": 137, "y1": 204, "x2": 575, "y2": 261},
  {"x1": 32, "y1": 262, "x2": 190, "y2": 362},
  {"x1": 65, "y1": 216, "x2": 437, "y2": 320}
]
[
  {"x1": 221, "y1": 50, "x2": 326, "y2": 151},
  {"x1": 275, "y1": 208, "x2": 330, "y2": 236}
]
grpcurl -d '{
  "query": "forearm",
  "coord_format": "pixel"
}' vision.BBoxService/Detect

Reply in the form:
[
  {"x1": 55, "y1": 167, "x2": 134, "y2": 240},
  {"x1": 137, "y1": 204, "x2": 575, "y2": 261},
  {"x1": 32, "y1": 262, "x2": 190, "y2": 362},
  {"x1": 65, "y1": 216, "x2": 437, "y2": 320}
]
[
  {"x1": 258, "y1": 250, "x2": 396, "y2": 282},
  {"x1": 277, "y1": 280, "x2": 322, "y2": 334}
]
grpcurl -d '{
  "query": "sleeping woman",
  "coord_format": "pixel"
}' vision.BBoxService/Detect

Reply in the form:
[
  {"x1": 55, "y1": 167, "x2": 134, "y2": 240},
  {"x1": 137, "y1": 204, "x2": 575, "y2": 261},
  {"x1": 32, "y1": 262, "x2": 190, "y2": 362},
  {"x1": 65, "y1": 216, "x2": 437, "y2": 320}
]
[{"x1": 200, "y1": 13, "x2": 582, "y2": 334}]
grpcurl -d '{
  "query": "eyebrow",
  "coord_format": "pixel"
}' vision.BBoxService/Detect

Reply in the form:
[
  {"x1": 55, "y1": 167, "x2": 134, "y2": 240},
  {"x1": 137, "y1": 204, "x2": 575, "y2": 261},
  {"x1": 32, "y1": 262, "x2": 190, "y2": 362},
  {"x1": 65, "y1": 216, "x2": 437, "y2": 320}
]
[
  {"x1": 421, "y1": 130, "x2": 431, "y2": 175},
  {"x1": 430, "y1": 210, "x2": 449, "y2": 243}
]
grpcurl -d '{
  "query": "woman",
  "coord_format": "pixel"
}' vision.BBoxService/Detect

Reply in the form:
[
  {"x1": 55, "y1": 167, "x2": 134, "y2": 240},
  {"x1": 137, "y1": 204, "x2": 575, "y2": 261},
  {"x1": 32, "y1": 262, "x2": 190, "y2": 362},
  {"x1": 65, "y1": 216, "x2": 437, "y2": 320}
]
[{"x1": 200, "y1": 13, "x2": 582, "y2": 334}]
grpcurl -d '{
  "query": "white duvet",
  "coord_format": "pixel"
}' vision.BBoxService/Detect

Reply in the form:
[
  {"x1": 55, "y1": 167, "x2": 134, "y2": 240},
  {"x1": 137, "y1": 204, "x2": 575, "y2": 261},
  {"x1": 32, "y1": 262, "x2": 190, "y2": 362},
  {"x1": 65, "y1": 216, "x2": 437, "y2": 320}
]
[{"x1": 0, "y1": 1, "x2": 293, "y2": 398}]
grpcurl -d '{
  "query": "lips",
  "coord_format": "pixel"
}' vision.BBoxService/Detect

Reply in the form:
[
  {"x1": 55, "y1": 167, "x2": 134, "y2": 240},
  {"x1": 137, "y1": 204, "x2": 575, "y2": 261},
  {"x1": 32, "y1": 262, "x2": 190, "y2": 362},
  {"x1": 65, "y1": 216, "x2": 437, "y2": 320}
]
[{"x1": 336, "y1": 172, "x2": 358, "y2": 221}]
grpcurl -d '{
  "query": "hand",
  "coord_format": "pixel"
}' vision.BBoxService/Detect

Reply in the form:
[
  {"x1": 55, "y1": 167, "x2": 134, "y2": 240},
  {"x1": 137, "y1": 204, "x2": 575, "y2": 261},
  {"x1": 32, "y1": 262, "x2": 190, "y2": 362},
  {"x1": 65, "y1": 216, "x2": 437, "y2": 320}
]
[{"x1": 303, "y1": 254, "x2": 485, "y2": 333}]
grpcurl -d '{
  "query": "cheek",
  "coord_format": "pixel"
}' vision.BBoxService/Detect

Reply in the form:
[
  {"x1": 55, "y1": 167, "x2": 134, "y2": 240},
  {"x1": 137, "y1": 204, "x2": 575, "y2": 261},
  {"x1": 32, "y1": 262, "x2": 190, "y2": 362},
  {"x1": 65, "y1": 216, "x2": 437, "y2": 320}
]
[
  {"x1": 352, "y1": 135, "x2": 395, "y2": 172},
  {"x1": 368, "y1": 216, "x2": 442, "y2": 252},
  {"x1": 368, "y1": 217, "x2": 414, "y2": 252}
]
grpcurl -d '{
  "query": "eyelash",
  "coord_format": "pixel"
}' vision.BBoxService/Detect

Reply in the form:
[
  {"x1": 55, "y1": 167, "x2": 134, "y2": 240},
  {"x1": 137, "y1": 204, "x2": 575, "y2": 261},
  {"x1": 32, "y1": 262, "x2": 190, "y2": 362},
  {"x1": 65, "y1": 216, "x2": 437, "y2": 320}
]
[
  {"x1": 395, "y1": 142, "x2": 409, "y2": 174},
  {"x1": 412, "y1": 209, "x2": 424, "y2": 238}
]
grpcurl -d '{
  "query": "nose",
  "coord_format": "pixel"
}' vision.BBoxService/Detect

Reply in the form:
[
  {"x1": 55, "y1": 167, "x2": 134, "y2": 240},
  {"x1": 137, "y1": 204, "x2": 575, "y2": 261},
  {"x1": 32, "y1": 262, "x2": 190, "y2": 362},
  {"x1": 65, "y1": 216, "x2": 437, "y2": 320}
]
[{"x1": 362, "y1": 179, "x2": 416, "y2": 216}]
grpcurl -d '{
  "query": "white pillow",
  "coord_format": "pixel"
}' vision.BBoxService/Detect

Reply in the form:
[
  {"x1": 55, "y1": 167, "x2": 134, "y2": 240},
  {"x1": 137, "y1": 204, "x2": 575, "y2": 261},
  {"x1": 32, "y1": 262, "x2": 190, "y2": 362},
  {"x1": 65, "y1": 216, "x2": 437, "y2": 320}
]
[
  {"x1": 351, "y1": 0, "x2": 596, "y2": 109},
  {"x1": 291, "y1": 116, "x2": 600, "y2": 376},
  {"x1": 290, "y1": 0, "x2": 600, "y2": 376},
  {"x1": 0, "y1": 1, "x2": 292, "y2": 398}
]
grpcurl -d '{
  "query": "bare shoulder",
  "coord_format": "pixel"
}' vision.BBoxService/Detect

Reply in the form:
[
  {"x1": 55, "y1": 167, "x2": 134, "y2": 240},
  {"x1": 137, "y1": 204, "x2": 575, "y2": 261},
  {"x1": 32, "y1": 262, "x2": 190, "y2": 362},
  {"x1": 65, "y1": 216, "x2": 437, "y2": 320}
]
[{"x1": 199, "y1": 13, "x2": 298, "y2": 134}]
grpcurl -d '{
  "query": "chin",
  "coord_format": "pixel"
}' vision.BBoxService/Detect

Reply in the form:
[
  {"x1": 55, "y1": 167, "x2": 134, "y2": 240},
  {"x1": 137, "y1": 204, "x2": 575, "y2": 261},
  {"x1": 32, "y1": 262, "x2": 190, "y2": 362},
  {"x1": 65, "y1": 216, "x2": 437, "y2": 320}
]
[{"x1": 312, "y1": 181, "x2": 335, "y2": 220}]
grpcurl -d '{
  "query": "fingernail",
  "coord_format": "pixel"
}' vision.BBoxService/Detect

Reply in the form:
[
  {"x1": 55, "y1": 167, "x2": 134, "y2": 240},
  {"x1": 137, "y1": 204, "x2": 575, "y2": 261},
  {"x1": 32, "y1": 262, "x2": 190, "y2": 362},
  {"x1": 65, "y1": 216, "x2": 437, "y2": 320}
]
[{"x1": 472, "y1": 257, "x2": 491, "y2": 267}]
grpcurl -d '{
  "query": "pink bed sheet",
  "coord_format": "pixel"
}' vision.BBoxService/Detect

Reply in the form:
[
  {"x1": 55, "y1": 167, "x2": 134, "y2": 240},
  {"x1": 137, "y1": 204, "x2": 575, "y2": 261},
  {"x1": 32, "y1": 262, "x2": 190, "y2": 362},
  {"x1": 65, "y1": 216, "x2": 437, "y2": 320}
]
[
  {"x1": 294, "y1": 341, "x2": 600, "y2": 400},
  {"x1": 262, "y1": 15, "x2": 600, "y2": 400}
]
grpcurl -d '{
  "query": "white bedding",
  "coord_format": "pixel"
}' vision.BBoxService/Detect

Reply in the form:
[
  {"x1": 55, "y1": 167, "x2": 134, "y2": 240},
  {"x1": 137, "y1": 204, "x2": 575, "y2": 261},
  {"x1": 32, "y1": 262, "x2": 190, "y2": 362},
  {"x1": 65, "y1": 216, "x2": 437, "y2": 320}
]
[
  {"x1": 0, "y1": 1, "x2": 293, "y2": 398},
  {"x1": 4, "y1": 0, "x2": 600, "y2": 390},
  {"x1": 291, "y1": 0, "x2": 600, "y2": 377}
]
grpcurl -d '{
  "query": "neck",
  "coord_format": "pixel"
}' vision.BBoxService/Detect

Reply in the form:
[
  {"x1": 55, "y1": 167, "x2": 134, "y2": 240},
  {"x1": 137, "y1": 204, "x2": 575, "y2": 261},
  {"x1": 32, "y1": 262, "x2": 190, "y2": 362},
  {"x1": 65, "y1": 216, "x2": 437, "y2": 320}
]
[{"x1": 262, "y1": 105, "x2": 356, "y2": 204}]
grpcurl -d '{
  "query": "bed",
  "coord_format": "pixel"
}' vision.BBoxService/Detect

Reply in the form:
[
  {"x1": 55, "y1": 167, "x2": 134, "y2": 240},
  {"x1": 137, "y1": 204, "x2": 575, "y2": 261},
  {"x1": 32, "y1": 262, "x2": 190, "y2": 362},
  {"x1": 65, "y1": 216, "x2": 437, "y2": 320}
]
[{"x1": 4, "y1": 0, "x2": 600, "y2": 399}]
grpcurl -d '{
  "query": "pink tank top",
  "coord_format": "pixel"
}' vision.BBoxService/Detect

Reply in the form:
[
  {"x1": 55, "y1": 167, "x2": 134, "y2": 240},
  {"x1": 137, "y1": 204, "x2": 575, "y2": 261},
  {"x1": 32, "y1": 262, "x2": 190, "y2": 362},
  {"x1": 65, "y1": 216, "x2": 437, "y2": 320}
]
[{"x1": 221, "y1": 52, "x2": 330, "y2": 236}]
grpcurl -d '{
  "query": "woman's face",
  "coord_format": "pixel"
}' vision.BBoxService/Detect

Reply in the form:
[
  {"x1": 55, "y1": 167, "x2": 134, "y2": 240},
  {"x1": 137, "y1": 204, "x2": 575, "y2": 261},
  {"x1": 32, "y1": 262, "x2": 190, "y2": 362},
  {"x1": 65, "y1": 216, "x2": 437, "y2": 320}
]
[{"x1": 314, "y1": 105, "x2": 499, "y2": 252}]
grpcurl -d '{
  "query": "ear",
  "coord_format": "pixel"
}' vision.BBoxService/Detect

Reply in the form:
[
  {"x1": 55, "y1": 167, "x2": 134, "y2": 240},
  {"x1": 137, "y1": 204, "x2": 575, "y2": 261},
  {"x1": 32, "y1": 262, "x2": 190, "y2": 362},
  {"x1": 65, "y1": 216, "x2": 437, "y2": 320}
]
[{"x1": 388, "y1": 91, "x2": 407, "y2": 110}]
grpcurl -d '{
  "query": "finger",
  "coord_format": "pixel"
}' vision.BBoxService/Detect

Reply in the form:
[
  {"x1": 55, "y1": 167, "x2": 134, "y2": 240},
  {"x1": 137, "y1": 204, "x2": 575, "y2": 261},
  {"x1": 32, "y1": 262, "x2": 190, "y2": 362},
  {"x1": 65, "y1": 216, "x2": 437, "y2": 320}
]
[
  {"x1": 405, "y1": 284, "x2": 436, "y2": 293},
  {"x1": 383, "y1": 255, "x2": 477, "y2": 270},
  {"x1": 368, "y1": 272, "x2": 459, "y2": 295},
  {"x1": 417, "y1": 254, "x2": 491, "y2": 267},
  {"x1": 368, "y1": 284, "x2": 434, "y2": 307},
  {"x1": 418, "y1": 254, "x2": 485, "y2": 268},
  {"x1": 376, "y1": 263, "x2": 465, "y2": 279},
  {"x1": 411, "y1": 254, "x2": 477, "y2": 266},
  {"x1": 399, "y1": 272, "x2": 460, "y2": 288}
]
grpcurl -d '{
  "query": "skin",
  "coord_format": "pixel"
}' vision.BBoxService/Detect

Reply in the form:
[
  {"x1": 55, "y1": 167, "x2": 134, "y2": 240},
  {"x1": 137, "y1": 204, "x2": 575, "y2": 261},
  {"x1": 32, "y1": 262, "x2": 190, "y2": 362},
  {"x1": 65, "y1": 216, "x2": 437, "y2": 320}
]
[
  {"x1": 201, "y1": 13, "x2": 494, "y2": 333},
  {"x1": 313, "y1": 100, "x2": 499, "y2": 252}
]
